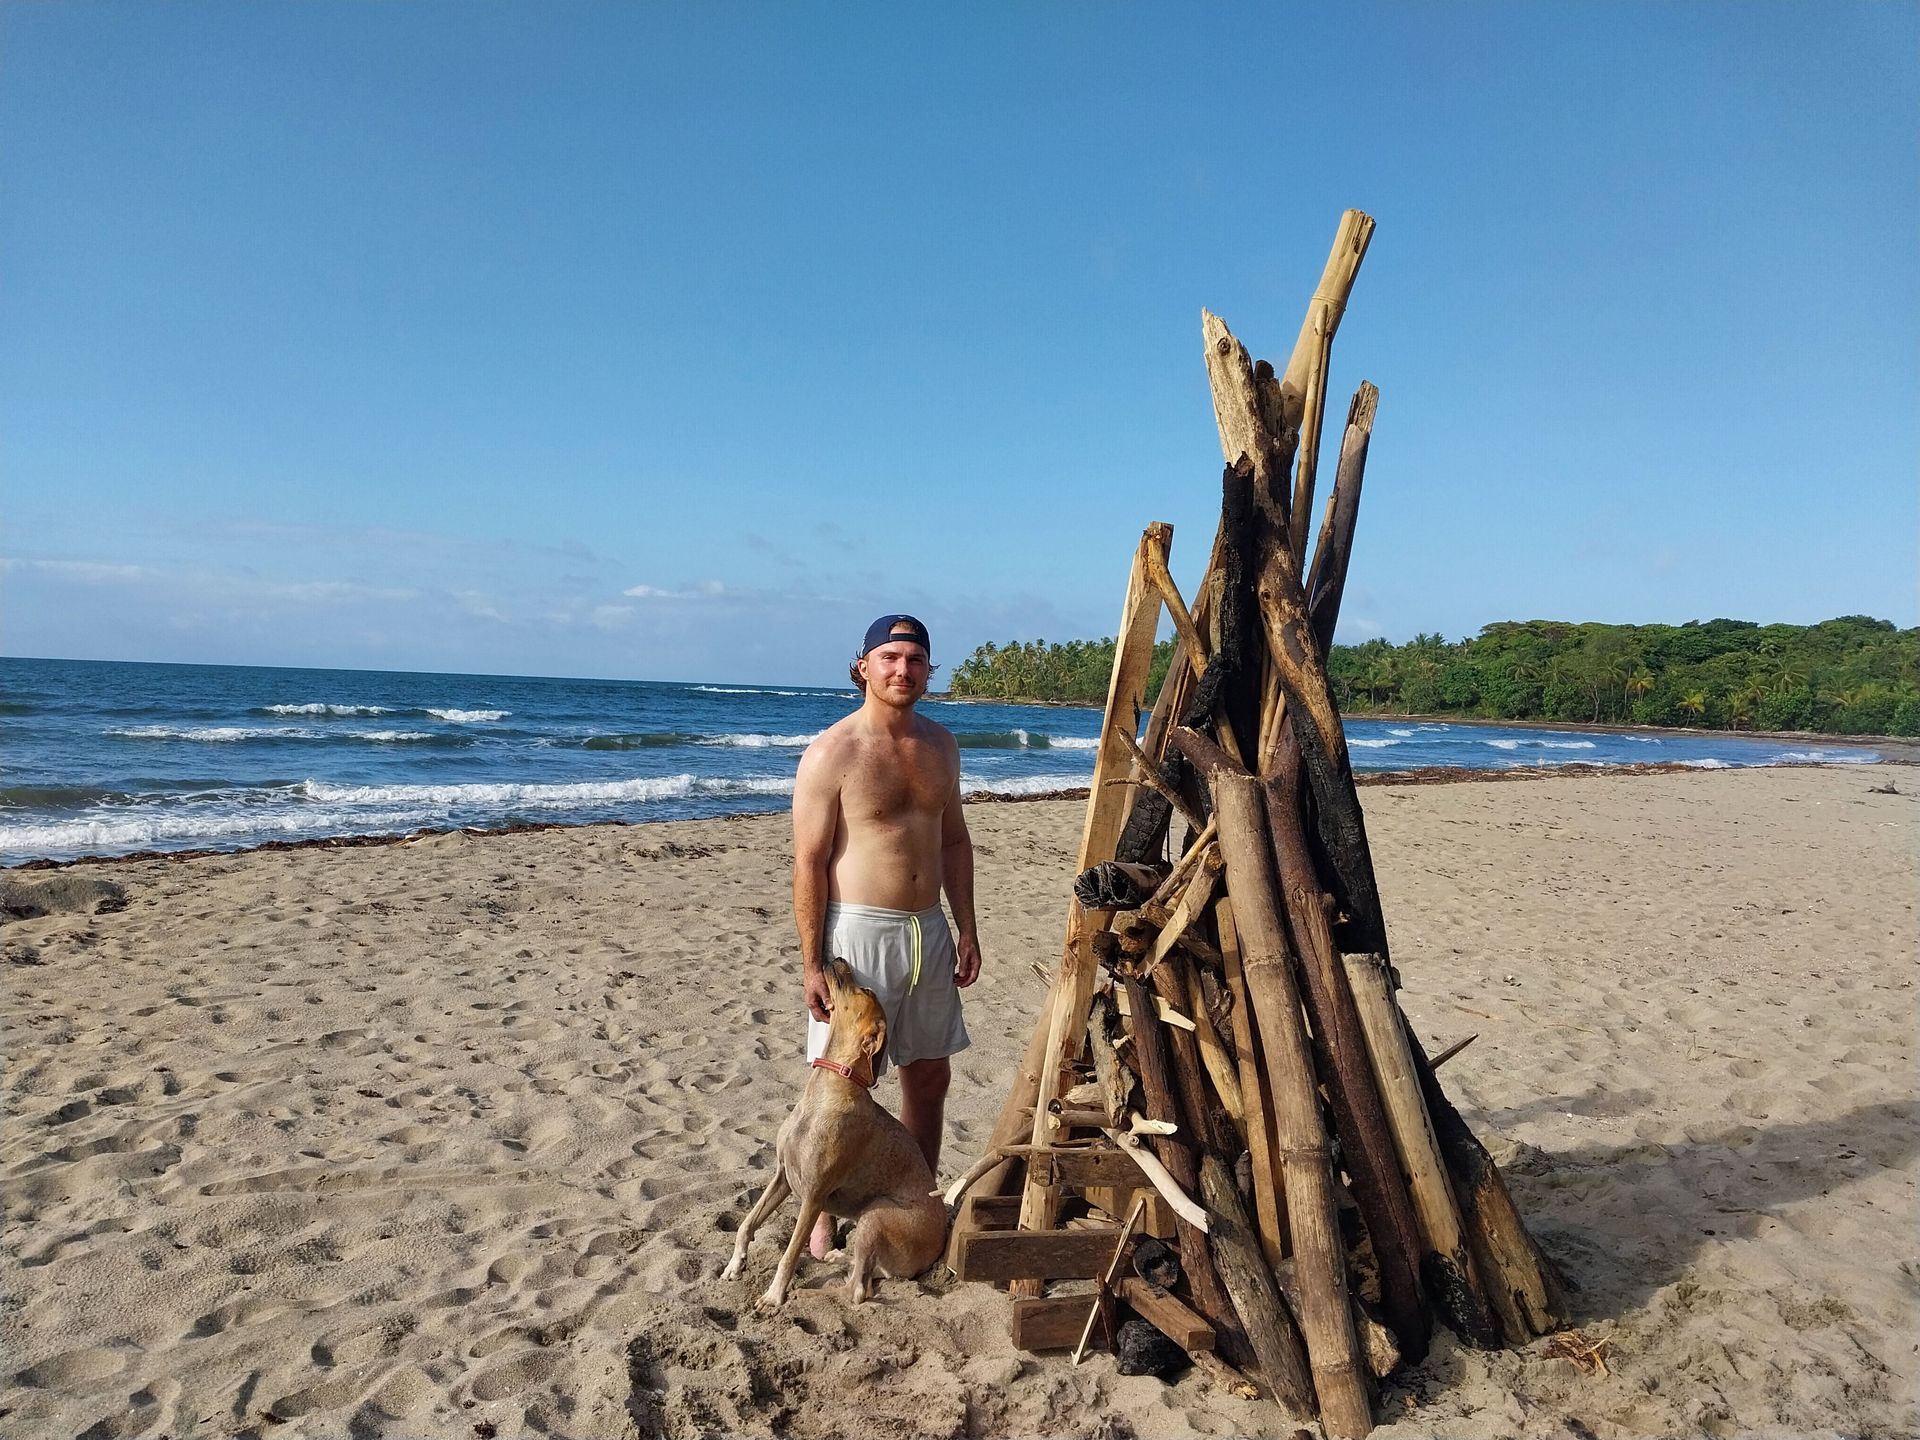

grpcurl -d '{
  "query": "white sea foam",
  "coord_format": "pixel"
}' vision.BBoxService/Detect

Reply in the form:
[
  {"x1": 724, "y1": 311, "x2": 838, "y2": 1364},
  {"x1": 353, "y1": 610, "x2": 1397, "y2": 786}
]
[
  {"x1": 1350, "y1": 738, "x2": 1402, "y2": 749},
  {"x1": 299, "y1": 775, "x2": 795, "y2": 809},
  {"x1": 263, "y1": 703, "x2": 390, "y2": 716},
  {"x1": 352, "y1": 730, "x2": 440, "y2": 743},
  {"x1": 1046, "y1": 736, "x2": 1101, "y2": 750},
  {"x1": 425, "y1": 708, "x2": 510, "y2": 723},
  {"x1": 1681, "y1": 758, "x2": 1733, "y2": 769},
  {"x1": 110, "y1": 725, "x2": 316, "y2": 742},
  {"x1": 1776, "y1": 749, "x2": 1879, "y2": 764},
  {"x1": 1485, "y1": 737, "x2": 1597, "y2": 751},
  {"x1": 692, "y1": 685, "x2": 810, "y2": 697},
  {"x1": 1388, "y1": 728, "x2": 1415, "y2": 737},
  {"x1": 0, "y1": 805, "x2": 426, "y2": 855},
  {"x1": 961, "y1": 773, "x2": 1092, "y2": 797},
  {"x1": 697, "y1": 732, "x2": 821, "y2": 748}
]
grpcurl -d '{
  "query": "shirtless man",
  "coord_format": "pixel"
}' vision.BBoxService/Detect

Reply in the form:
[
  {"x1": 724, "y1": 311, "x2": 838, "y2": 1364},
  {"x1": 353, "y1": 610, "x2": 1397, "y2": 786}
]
[{"x1": 792, "y1": 614, "x2": 981, "y2": 1258}]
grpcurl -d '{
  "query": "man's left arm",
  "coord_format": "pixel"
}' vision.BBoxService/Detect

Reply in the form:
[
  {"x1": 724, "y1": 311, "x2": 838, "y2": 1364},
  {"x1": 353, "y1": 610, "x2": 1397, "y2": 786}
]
[{"x1": 940, "y1": 757, "x2": 981, "y2": 987}]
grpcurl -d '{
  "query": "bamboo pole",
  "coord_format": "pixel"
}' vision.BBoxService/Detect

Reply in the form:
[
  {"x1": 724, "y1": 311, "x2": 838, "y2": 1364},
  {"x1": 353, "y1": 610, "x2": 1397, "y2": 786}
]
[
  {"x1": 1198, "y1": 1153, "x2": 1314, "y2": 1419},
  {"x1": 1412, "y1": 1043, "x2": 1569, "y2": 1340},
  {"x1": 1252, "y1": 536, "x2": 1388, "y2": 956},
  {"x1": 1288, "y1": 308, "x2": 1334, "y2": 564},
  {"x1": 1342, "y1": 950, "x2": 1502, "y2": 1347},
  {"x1": 1278, "y1": 210, "x2": 1375, "y2": 433},
  {"x1": 1262, "y1": 761, "x2": 1434, "y2": 1359},
  {"x1": 1172, "y1": 734, "x2": 1371, "y2": 1438},
  {"x1": 1216, "y1": 896, "x2": 1285, "y2": 1270},
  {"x1": 1305, "y1": 382, "x2": 1378, "y2": 655},
  {"x1": 1183, "y1": 957, "x2": 1245, "y2": 1127},
  {"x1": 1142, "y1": 847, "x2": 1223, "y2": 973}
]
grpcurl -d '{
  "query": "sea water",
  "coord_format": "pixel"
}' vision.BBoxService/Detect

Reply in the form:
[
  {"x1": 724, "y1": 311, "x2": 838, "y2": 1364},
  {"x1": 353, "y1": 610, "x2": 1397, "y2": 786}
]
[{"x1": 0, "y1": 657, "x2": 1880, "y2": 865}]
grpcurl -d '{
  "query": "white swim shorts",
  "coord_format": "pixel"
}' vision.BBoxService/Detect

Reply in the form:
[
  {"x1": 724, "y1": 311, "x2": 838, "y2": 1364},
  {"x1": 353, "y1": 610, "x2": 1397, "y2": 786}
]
[{"x1": 807, "y1": 900, "x2": 971, "y2": 1077}]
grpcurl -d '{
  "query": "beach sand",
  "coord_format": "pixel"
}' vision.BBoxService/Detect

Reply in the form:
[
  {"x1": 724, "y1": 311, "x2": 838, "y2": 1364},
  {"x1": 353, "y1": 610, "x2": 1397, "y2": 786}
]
[{"x1": 2, "y1": 765, "x2": 1914, "y2": 1439}]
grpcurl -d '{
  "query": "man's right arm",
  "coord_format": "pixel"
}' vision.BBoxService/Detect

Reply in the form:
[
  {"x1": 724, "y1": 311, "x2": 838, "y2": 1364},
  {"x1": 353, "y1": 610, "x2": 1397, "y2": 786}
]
[{"x1": 791, "y1": 742, "x2": 838, "y2": 1022}]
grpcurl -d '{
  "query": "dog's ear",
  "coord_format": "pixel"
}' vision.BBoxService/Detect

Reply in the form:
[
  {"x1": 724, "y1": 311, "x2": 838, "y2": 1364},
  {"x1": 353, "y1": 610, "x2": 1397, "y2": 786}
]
[{"x1": 859, "y1": 1012, "x2": 887, "y2": 1060}]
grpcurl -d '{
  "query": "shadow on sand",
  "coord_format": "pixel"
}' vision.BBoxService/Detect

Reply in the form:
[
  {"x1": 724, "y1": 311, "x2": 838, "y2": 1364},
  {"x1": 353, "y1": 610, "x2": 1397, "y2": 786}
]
[{"x1": 1487, "y1": 1094, "x2": 1918, "y2": 1319}]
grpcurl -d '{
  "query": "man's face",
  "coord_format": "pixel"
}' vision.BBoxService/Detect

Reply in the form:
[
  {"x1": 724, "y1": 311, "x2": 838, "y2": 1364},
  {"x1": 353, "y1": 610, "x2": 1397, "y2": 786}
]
[{"x1": 861, "y1": 638, "x2": 931, "y2": 707}]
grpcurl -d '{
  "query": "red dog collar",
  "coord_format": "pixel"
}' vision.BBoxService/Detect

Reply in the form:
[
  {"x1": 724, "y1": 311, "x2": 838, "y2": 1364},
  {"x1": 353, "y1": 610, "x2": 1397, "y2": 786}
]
[{"x1": 810, "y1": 1057, "x2": 874, "y2": 1089}]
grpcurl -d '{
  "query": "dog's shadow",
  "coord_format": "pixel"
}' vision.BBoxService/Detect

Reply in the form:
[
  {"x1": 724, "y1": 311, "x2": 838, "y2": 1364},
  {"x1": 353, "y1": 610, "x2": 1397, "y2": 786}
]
[{"x1": 1491, "y1": 1093, "x2": 1917, "y2": 1319}]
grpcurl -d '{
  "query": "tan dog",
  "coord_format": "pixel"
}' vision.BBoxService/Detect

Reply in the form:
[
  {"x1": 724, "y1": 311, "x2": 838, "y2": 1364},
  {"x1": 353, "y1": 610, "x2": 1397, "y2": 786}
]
[{"x1": 721, "y1": 958, "x2": 947, "y2": 1309}]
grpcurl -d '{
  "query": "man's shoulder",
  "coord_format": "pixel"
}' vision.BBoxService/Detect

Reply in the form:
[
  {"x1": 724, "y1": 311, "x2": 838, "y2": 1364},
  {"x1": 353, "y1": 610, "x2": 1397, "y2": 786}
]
[
  {"x1": 915, "y1": 713, "x2": 960, "y2": 751},
  {"x1": 800, "y1": 715, "x2": 861, "y2": 765}
]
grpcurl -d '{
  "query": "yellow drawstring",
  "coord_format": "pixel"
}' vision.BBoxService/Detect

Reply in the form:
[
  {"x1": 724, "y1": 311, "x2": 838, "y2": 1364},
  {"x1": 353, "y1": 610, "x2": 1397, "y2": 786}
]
[{"x1": 908, "y1": 912, "x2": 922, "y2": 991}]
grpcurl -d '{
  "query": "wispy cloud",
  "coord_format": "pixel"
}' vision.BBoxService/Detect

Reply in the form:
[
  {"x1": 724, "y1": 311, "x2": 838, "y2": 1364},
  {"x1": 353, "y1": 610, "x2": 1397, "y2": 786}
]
[
  {"x1": 623, "y1": 579, "x2": 726, "y2": 600},
  {"x1": 0, "y1": 557, "x2": 155, "y2": 583}
]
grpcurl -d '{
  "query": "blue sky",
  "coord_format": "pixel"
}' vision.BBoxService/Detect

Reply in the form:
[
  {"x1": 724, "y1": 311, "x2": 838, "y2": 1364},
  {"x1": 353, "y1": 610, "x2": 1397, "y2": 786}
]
[{"x1": 4, "y1": 2, "x2": 1914, "y2": 686}]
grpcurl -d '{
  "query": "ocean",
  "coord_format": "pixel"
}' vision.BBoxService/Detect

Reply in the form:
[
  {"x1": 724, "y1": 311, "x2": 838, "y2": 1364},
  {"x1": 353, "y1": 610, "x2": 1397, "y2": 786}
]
[{"x1": 0, "y1": 657, "x2": 1882, "y2": 866}]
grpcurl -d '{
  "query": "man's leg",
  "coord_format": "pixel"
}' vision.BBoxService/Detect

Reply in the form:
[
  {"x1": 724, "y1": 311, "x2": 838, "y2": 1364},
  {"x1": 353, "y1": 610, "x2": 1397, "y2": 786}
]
[{"x1": 896, "y1": 1056, "x2": 952, "y2": 1175}]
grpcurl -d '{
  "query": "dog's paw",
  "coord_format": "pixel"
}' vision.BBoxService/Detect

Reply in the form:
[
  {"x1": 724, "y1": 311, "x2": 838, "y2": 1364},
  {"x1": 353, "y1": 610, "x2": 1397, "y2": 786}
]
[
  {"x1": 753, "y1": 1287, "x2": 786, "y2": 1313},
  {"x1": 720, "y1": 1256, "x2": 744, "y2": 1281}
]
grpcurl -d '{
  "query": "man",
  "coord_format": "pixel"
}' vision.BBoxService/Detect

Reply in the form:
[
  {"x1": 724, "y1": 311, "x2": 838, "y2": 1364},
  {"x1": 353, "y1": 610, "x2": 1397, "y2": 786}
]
[{"x1": 791, "y1": 614, "x2": 982, "y2": 1258}]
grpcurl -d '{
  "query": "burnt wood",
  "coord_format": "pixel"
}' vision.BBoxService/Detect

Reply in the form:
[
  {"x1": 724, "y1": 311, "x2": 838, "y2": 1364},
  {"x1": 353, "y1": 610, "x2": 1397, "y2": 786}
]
[{"x1": 1122, "y1": 974, "x2": 1255, "y2": 1372}]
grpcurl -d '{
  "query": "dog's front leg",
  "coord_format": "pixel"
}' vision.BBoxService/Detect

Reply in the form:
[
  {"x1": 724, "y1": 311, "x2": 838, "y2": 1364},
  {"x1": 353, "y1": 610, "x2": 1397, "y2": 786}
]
[
  {"x1": 721, "y1": 1167, "x2": 791, "y2": 1281},
  {"x1": 757, "y1": 1195, "x2": 824, "y2": 1311}
]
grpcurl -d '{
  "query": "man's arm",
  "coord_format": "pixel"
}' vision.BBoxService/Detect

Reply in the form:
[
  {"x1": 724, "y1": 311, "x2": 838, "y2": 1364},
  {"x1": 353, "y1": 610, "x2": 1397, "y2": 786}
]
[
  {"x1": 939, "y1": 751, "x2": 981, "y2": 988},
  {"x1": 792, "y1": 743, "x2": 839, "y2": 1021}
]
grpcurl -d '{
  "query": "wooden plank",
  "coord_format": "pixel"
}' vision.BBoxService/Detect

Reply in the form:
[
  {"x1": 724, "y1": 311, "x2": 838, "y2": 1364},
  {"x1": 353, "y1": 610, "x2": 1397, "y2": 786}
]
[
  {"x1": 1017, "y1": 524, "x2": 1171, "y2": 1274},
  {"x1": 963, "y1": 1193, "x2": 1021, "y2": 1231},
  {"x1": 1077, "y1": 522, "x2": 1174, "y2": 871},
  {"x1": 953, "y1": 1226, "x2": 1126, "y2": 1284},
  {"x1": 1116, "y1": 1277, "x2": 1217, "y2": 1352},
  {"x1": 1033, "y1": 1147, "x2": 1146, "y2": 1190},
  {"x1": 1012, "y1": 1295, "x2": 1108, "y2": 1353}
]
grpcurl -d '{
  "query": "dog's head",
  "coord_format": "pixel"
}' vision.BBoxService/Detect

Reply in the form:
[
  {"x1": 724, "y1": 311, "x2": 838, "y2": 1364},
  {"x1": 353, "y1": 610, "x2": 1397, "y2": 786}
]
[{"x1": 824, "y1": 957, "x2": 887, "y2": 1074}]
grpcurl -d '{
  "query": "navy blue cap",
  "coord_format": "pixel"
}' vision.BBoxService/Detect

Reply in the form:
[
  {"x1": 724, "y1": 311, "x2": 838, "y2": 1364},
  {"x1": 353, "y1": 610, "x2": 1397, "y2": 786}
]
[{"x1": 860, "y1": 614, "x2": 931, "y2": 658}]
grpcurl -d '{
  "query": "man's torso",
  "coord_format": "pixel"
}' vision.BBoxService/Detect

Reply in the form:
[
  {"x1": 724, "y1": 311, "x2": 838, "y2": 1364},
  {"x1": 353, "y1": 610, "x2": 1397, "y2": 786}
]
[{"x1": 813, "y1": 714, "x2": 955, "y2": 912}]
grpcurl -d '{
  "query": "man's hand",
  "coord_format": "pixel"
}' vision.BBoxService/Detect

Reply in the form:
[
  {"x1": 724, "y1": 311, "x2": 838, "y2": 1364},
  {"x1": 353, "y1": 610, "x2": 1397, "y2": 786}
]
[
  {"x1": 804, "y1": 964, "x2": 833, "y2": 1022},
  {"x1": 954, "y1": 932, "x2": 982, "y2": 989}
]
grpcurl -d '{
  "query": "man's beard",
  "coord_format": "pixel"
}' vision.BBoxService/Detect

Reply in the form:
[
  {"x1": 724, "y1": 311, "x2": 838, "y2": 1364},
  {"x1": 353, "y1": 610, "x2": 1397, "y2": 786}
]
[{"x1": 870, "y1": 680, "x2": 923, "y2": 710}]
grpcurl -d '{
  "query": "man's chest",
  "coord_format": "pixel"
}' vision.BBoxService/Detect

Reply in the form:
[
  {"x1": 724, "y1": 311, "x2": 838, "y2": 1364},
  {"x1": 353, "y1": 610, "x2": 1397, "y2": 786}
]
[{"x1": 837, "y1": 742, "x2": 952, "y2": 822}]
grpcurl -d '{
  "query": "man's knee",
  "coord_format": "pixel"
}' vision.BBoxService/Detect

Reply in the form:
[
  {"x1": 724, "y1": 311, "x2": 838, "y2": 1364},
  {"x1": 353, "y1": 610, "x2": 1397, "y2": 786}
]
[{"x1": 898, "y1": 1056, "x2": 951, "y2": 1106}]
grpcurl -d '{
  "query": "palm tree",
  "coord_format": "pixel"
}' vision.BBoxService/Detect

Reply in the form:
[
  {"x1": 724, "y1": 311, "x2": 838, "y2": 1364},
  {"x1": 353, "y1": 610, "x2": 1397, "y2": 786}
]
[
  {"x1": 1679, "y1": 691, "x2": 1707, "y2": 721},
  {"x1": 1624, "y1": 668, "x2": 1654, "y2": 713}
]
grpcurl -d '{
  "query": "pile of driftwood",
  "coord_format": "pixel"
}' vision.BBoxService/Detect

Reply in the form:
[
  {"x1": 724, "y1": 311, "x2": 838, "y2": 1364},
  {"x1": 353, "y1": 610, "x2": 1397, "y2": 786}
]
[{"x1": 943, "y1": 212, "x2": 1565, "y2": 1438}]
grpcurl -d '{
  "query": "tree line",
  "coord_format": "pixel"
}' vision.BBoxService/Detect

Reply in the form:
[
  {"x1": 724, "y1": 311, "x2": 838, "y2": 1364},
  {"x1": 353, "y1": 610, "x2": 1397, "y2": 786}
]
[{"x1": 945, "y1": 616, "x2": 1919, "y2": 736}]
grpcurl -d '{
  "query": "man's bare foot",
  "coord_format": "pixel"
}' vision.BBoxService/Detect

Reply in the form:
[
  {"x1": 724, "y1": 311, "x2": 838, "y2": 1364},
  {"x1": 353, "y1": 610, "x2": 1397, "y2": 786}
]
[{"x1": 809, "y1": 1212, "x2": 835, "y2": 1260}]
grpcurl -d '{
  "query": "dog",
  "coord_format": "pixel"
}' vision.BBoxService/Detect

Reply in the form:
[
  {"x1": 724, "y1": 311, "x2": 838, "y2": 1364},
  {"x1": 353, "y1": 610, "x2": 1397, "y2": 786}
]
[{"x1": 721, "y1": 957, "x2": 947, "y2": 1309}]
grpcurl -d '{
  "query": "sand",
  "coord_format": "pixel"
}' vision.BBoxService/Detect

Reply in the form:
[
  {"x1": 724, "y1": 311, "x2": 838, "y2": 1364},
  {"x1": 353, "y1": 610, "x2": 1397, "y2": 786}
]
[{"x1": 2, "y1": 765, "x2": 1914, "y2": 1440}]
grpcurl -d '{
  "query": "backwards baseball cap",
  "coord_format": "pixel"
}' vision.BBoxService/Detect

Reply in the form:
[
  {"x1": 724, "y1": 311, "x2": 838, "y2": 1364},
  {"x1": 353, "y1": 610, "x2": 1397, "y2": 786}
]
[{"x1": 860, "y1": 614, "x2": 931, "y2": 658}]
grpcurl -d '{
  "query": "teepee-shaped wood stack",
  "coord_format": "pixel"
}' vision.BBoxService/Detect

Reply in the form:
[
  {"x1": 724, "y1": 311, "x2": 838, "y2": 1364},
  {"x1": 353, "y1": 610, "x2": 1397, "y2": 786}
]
[{"x1": 943, "y1": 212, "x2": 1565, "y2": 1438}]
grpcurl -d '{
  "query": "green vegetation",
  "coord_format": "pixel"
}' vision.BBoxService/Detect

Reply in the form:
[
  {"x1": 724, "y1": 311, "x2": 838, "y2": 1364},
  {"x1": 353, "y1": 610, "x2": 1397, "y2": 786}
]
[
  {"x1": 947, "y1": 616, "x2": 1920, "y2": 735},
  {"x1": 947, "y1": 638, "x2": 1179, "y2": 707}
]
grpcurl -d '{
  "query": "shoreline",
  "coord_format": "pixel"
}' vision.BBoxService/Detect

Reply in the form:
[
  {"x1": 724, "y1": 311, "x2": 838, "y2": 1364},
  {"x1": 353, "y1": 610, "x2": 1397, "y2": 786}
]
[
  {"x1": 8, "y1": 756, "x2": 1903, "y2": 874},
  {"x1": 939, "y1": 692, "x2": 1917, "y2": 754}
]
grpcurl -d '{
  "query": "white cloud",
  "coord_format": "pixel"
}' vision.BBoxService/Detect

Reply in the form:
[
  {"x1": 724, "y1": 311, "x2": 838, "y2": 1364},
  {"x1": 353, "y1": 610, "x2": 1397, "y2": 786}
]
[
  {"x1": 0, "y1": 557, "x2": 154, "y2": 582},
  {"x1": 623, "y1": 579, "x2": 726, "y2": 600}
]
